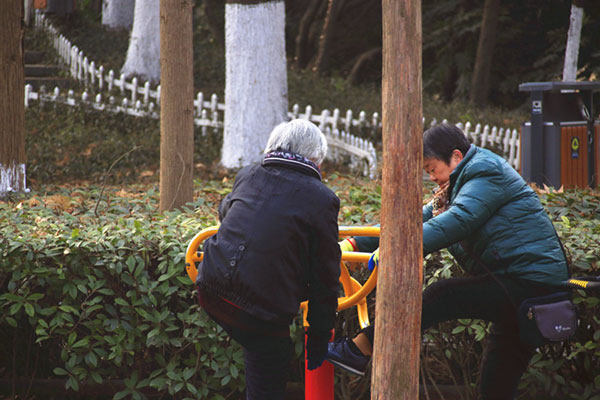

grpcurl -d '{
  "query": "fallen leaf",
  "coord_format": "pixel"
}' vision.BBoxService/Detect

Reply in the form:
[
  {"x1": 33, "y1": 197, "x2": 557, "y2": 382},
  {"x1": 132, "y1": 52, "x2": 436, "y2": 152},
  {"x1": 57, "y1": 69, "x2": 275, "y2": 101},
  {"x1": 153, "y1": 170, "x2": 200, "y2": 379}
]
[{"x1": 55, "y1": 154, "x2": 71, "y2": 167}]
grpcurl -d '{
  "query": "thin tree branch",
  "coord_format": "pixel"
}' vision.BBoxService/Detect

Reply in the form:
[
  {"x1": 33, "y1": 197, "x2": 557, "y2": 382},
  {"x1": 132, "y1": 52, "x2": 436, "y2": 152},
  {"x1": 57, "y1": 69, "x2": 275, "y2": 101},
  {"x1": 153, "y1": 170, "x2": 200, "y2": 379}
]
[
  {"x1": 94, "y1": 145, "x2": 143, "y2": 218},
  {"x1": 167, "y1": 152, "x2": 187, "y2": 211}
]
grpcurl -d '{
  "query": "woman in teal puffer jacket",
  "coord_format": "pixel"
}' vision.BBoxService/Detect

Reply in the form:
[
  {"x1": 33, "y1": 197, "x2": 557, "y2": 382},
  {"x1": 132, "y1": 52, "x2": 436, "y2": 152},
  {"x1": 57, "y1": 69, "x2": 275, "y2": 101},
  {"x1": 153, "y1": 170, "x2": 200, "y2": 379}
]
[{"x1": 327, "y1": 124, "x2": 569, "y2": 400}]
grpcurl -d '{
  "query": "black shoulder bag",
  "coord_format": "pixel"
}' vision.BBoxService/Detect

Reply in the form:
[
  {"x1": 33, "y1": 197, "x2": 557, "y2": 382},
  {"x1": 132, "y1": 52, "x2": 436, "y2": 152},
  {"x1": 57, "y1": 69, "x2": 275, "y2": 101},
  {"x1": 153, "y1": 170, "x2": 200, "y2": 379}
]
[
  {"x1": 460, "y1": 239, "x2": 577, "y2": 349},
  {"x1": 515, "y1": 231, "x2": 577, "y2": 348}
]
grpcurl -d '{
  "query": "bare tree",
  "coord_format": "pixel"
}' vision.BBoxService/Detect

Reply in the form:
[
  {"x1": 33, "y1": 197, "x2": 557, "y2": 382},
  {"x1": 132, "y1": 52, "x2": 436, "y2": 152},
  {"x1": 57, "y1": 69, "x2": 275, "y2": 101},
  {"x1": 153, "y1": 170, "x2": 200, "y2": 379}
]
[
  {"x1": 294, "y1": 0, "x2": 322, "y2": 69},
  {"x1": 470, "y1": 0, "x2": 501, "y2": 105},
  {"x1": 221, "y1": 0, "x2": 288, "y2": 169},
  {"x1": 372, "y1": 0, "x2": 423, "y2": 398},
  {"x1": 348, "y1": 47, "x2": 381, "y2": 85},
  {"x1": 563, "y1": 0, "x2": 584, "y2": 81},
  {"x1": 159, "y1": 0, "x2": 194, "y2": 211},
  {"x1": 1, "y1": 0, "x2": 27, "y2": 196},
  {"x1": 102, "y1": 0, "x2": 135, "y2": 30},
  {"x1": 121, "y1": 0, "x2": 160, "y2": 83},
  {"x1": 312, "y1": 0, "x2": 344, "y2": 75}
]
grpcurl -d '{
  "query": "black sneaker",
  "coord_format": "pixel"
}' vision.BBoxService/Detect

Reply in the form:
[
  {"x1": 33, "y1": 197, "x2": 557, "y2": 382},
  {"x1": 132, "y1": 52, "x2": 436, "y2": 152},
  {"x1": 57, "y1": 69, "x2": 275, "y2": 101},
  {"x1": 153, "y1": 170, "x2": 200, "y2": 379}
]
[{"x1": 326, "y1": 338, "x2": 369, "y2": 376}]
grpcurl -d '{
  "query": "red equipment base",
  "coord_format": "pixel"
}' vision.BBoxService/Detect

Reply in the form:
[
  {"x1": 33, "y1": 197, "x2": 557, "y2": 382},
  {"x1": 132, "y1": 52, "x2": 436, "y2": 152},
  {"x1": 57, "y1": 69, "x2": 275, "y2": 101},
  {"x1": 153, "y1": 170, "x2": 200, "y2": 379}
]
[{"x1": 304, "y1": 330, "x2": 334, "y2": 400}]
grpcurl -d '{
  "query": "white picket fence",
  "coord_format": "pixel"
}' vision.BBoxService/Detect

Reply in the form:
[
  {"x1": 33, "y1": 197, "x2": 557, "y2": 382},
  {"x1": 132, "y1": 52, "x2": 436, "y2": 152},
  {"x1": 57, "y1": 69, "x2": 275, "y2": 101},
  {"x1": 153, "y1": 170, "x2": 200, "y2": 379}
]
[
  {"x1": 31, "y1": 10, "x2": 520, "y2": 175},
  {"x1": 24, "y1": 84, "x2": 378, "y2": 178},
  {"x1": 33, "y1": 11, "x2": 382, "y2": 137}
]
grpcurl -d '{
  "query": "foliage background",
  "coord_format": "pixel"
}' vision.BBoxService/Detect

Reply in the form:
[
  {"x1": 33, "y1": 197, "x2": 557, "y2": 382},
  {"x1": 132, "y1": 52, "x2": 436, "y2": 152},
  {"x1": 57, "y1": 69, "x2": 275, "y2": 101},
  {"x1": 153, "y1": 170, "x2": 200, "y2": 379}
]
[{"x1": 6, "y1": 1, "x2": 600, "y2": 399}]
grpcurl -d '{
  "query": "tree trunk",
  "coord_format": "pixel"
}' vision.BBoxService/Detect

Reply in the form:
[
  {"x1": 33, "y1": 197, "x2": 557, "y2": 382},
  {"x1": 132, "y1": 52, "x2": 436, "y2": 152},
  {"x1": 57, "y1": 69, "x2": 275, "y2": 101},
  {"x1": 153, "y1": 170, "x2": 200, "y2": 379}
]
[
  {"x1": 222, "y1": 0, "x2": 288, "y2": 169},
  {"x1": 312, "y1": 0, "x2": 344, "y2": 75},
  {"x1": 102, "y1": 0, "x2": 135, "y2": 30},
  {"x1": 294, "y1": 0, "x2": 322, "y2": 69},
  {"x1": 0, "y1": 0, "x2": 27, "y2": 196},
  {"x1": 203, "y1": 0, "x2": 225, "y2": 47},
  {"x1": 562, "y1": 0, "x2": 584, "y2": 82},
  {"x1": 24, "y1": 0, "x2": 34, "y2": 26},
  {"x1": 159, "y1": 0, "x2": 194, "y2": 212},
  {"x1": 347, "y1": 46, "x2": 381, "y2": 85},
  {"x1": 469, "y1": 0, "x2": 501, "y2": 105},
  {"x1": 121, "y1": 0, "x2": 160, "y2": 83},
  {"x1": 373, "y1": 0, "x2": 422, "y2": 398}
]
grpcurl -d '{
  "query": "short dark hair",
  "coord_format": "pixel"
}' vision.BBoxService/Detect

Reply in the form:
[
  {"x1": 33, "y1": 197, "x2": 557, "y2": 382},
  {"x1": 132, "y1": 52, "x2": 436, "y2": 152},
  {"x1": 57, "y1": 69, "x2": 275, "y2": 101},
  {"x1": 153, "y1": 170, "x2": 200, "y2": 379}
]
[{"x1": 423, "y1": 124, "x2": 471, "y2": 164}]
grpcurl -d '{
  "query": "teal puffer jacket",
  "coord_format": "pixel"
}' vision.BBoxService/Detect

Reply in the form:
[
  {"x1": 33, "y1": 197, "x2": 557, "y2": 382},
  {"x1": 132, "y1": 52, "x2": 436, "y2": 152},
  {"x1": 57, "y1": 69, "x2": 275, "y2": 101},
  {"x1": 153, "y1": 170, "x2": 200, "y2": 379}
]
[{"x1": 423, "y1": 145, "x2": 568, "y2": 286}]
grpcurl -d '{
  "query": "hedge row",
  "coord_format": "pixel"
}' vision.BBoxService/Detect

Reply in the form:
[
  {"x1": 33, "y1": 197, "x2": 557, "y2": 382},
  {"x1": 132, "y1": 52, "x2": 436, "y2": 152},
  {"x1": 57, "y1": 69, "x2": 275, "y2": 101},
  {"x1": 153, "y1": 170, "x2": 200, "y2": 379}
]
[
  {"x1": 0, "y1": 185, "x2": 248, "y2": 400},
  {"x1": 1, "y1": 182, "x2": 599, "y2": 399}
]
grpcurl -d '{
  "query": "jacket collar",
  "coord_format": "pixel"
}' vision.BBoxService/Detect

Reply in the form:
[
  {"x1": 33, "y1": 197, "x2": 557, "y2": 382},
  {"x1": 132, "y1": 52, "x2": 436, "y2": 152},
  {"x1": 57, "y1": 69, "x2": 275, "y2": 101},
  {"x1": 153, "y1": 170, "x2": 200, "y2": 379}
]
[
  {"x1": 262, "y1": 151, "x2": 322, "y2": 180},
  {"x1": 449, "y1": 144, "x2": 477, "y2": 190}
]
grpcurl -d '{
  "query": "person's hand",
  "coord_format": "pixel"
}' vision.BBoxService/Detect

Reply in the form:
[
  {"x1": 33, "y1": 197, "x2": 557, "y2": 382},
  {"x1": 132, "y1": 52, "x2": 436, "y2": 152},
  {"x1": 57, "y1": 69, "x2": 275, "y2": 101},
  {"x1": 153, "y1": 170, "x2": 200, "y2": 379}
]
[
  {"x1": 368, "y1": 248, "x2": 379, "y2": 272},
  {"x1": 306, "y1": 330, "x2": 331, "y2": 370},
  {"x1": 339, "y1": 238, "x2": 356, "y2": 252}
]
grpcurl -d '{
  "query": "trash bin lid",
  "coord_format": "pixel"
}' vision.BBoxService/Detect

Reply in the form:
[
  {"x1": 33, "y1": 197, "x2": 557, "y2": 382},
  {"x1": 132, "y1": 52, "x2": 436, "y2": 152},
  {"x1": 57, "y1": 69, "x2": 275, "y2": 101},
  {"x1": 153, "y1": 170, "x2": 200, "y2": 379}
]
[{"x1": 519, "y1": 81, "x2": 600, "y2": 92}]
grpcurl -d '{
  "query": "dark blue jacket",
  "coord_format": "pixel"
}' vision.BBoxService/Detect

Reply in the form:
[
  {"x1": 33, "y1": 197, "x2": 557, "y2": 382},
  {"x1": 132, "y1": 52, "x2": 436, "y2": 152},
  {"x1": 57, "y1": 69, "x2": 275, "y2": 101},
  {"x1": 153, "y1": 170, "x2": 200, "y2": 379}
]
[
  {"x1": 196, "y1": 156, "x2": 341, "y2": 333},
  {"x1": 356, "y1": 146, "x2": 568, "y2": 286}
]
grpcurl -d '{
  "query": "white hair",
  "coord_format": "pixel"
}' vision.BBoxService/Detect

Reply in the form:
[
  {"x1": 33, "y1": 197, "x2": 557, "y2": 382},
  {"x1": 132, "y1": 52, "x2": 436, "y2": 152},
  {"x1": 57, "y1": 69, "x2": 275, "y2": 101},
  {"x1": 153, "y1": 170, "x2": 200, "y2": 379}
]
[{"x1": 264, "y1": 119, "x2": 328, "y2": 165}]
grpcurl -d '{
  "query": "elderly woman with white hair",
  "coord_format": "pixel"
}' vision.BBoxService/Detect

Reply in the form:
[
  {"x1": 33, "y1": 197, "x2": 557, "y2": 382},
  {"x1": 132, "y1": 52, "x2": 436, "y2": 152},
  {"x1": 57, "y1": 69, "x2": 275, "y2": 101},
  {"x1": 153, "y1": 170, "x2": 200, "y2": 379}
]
[{"x1": 196, "y1": 119, "x2": 341, "y2": 399}]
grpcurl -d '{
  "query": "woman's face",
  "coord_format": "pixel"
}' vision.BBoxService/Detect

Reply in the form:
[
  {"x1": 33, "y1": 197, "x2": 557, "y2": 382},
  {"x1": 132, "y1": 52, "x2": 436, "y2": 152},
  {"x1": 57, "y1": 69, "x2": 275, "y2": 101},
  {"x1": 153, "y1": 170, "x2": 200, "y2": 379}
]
[{"x1": 423, "y1": 150, "x2": 463, "y2": 186}]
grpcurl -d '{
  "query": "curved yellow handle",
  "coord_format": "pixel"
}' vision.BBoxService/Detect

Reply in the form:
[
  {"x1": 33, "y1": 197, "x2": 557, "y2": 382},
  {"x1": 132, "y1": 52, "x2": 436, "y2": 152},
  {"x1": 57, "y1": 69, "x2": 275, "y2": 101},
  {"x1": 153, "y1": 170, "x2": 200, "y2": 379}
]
[
  {"x1": 185, "y1": 225, "x2": 380, "y2": 328},
  {"x1": 184, "y1": 226, "x2": 219, "y2": 282}
]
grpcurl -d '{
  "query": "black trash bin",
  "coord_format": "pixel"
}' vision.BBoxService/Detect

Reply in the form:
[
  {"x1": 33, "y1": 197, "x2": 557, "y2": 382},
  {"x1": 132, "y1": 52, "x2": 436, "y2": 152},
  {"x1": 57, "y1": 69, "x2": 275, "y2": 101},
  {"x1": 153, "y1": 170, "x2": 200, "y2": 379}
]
[
  {"x1": 45, "y1": 0, "x2": 75, "y2": 17},
  {"x1": 519, "y1": 81, "x2": 600, "y2": 189}
]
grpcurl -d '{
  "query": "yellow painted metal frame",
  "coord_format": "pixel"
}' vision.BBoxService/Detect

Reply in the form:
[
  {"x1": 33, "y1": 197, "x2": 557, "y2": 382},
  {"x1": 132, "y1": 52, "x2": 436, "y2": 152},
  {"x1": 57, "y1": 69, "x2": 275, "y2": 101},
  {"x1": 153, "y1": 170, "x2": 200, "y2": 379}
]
[{"x1": 184, "y1": 226, "x2": 379, "y2": 329}]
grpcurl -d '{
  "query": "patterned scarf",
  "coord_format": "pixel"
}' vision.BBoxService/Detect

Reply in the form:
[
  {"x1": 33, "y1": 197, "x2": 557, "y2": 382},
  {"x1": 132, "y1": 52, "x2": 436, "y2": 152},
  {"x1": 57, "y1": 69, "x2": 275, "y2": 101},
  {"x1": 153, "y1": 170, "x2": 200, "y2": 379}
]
[{"x1": 432, "y1": 181, "x2": 450, "y2": 217}]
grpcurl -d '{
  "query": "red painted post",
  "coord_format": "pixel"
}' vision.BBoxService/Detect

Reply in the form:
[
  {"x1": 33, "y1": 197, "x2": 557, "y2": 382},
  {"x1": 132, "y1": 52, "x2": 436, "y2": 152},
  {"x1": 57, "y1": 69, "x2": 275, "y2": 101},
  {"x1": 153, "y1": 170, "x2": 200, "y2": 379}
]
[{"x1": 304, "y1": 329, "x2": 334, "y2": 400}]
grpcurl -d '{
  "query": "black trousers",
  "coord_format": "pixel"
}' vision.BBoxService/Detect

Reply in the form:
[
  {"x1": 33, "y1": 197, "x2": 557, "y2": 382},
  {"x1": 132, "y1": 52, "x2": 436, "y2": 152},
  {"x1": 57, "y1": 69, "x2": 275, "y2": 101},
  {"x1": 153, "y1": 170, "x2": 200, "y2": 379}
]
[
  {"x1": 360, "y1": 275, "x2": 555, "y2": 400},
  {"x1": 198, "y1": 289, "x2": 292, "y2": 400}
]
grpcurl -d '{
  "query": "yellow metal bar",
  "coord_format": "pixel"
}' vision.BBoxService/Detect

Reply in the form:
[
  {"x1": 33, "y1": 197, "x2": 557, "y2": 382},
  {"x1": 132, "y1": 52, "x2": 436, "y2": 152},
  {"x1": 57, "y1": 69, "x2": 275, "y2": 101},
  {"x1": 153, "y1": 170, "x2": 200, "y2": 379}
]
[
  {"x1": 184, "y1": 226, "x2": 218, "y2": 282},
  {"x1": 339, "y1": 226, "x2": 380, "y2": 237},
  {"x1": 186, "y1": 225, "x2": 380, "y2": 329},
  {"x1": 340, "y1": 252, "x2": 372, "y2": 263},
  {"x1": 566, "y1": 279, "x2": 589, "y2": 289}
]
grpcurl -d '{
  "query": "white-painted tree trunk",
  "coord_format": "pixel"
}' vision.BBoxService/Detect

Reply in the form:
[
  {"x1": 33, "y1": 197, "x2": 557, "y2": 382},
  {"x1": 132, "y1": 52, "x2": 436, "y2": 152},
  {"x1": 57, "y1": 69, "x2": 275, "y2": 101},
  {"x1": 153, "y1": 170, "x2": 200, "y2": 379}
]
[
  {"x1": 24, "y1": 0, "x2": 34, "y2": 26},
  {"x1": 562, "y1": 3, "x2": 584, "y2": 82},
  {"x1": 0, "y1": 163, "x2": 27, "y2": 196},
  {"x1": 1, "y1": 1, "x2": 27, "y2": 197},
  {"x1": 222, "y1": 1, "x2": 288, "y2": 168},
  {"x1": 121, "y1": 0, "x2": 160, "y2": 83},
  {"x1": 102, "y1": 0, "x2": 135, "y2": 30}
]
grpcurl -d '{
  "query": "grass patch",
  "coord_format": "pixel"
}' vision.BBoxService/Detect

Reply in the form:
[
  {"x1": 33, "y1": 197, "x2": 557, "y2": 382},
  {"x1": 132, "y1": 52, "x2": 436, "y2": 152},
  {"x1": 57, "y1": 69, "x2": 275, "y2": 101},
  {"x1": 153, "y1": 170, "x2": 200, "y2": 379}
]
[{"x1": 25, "y1": 103, "x2": 223, "y2": 187}]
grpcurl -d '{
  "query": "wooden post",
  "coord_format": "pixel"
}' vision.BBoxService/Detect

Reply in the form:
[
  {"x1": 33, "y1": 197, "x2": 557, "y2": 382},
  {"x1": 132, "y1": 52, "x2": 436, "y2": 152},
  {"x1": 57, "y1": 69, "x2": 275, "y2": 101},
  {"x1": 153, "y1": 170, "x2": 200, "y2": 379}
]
[
  {"x1": 159, "y1": 0, "x2": 194, "y2": 212},
  {"x1": 0, "y1": 0, "x2": 26, "y2": 196},
  {"x1": 372, "y1": 0, "x2": 422, "y2": 399}
]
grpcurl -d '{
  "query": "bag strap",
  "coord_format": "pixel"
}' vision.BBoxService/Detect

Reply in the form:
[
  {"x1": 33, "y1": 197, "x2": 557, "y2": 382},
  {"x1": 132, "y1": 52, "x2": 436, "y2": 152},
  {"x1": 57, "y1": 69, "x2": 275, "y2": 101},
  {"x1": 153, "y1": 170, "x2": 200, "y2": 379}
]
[{"x1": 551, "y1": 224, "x2": 572, "y2": 279}]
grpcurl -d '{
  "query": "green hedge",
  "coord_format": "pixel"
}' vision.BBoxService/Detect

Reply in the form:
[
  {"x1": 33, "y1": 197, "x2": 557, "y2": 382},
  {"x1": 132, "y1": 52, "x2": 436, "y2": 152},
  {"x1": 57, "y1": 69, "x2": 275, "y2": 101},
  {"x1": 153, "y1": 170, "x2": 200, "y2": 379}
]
[
  {"x1": 1, "y1": 182, "x2": 599, "y2": 399},
  {"x1": 0, "y1": 185, "x2": 247, "y2": 399}
]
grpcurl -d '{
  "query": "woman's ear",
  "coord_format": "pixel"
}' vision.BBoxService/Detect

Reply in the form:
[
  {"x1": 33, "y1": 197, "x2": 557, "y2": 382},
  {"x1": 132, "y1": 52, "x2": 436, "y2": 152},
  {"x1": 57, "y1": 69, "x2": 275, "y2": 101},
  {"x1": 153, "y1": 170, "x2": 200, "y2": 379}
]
[
  {"x1": 452, "y1": 149, "x2": 464, "y2": 163},
  {"x1": 449, "y1": 149, "x2": 463, "y2": 169}
]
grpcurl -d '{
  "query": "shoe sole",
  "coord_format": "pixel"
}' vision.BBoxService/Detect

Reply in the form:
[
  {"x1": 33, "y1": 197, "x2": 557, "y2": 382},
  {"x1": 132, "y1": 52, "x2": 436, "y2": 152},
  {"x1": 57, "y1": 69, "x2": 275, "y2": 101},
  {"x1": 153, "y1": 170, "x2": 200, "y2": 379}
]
[{"x1": 326, "y1": 358, "x2": 366, "y2": 376}]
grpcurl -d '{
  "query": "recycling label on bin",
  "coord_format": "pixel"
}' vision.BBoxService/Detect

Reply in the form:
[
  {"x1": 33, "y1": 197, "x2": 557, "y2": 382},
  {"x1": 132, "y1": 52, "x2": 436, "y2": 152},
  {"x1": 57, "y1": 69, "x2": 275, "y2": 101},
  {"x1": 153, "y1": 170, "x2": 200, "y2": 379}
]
[
  {"x1": 532, "y1": 100, "x2": 542, "y2": 114},
  {"x1": 571, "y1": 137, "x2": 580, "y2": 159}
]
